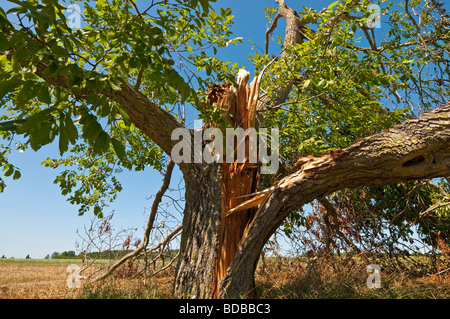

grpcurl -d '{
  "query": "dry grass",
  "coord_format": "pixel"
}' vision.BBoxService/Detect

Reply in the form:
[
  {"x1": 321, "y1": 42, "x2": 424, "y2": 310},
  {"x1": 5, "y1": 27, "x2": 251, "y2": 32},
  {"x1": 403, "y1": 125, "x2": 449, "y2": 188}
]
[
  {"x1": 254, "y1": 256, "x2": 450, "y2": 299},
  {"x1": 0, "y1": 256, "x2": 449, "y2": 299},
  {"x1": 76, "y1": 268, "x2": 174, "y2": 299}
]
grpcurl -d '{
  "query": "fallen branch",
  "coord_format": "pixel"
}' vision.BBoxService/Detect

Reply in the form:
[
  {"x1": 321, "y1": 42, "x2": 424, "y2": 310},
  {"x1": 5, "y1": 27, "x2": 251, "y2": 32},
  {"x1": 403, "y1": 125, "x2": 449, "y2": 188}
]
[
  {"x1": 90, "y1": 159, "x2": 176, "y2": 282},
  {"x1": 220, "y1": 101, "x2": 450, "y2": 298}
]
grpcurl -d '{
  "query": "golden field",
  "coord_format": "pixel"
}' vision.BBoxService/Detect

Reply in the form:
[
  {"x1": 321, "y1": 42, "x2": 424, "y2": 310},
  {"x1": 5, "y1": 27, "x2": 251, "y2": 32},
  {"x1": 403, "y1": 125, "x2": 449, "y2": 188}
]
[{"x1": 0, "y1": 257, "x2": 449, "y2": 299}]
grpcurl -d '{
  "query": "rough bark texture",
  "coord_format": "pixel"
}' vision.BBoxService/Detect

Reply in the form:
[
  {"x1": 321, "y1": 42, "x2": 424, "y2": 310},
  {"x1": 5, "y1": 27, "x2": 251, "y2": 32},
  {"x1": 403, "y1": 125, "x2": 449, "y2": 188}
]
[
  {"x1": 219, "y1": 102, "x2": 450, "y2": 298},
  {"x1": 173, "y1": 162, "x2": 222, "y2": 299}
]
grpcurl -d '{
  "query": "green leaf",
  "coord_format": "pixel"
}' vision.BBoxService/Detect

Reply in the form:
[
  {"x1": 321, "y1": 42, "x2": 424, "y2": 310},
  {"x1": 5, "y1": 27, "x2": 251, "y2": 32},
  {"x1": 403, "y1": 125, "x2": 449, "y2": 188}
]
[
  {"x1": 394, "y1": 108, "x2": 409, "y2": 116},
  {"x1": 3, "y1": 165, "x2": 14, "y2": 177},
  {"x1": 59, "y1": 127, "x2": 69, "y2": 155},
  {"x1": 64, "y1": 114, "x2": 78, "y2": 144},
  {"x1": 93, "y1": 205, "x2": 103, "y2": 217},
  {"x1": 303, "y1": 79, "x2": 311, "y2": 89},
  {"x1": 93, "y1": 130, "x2": 110, "y2": 155},
  {"x1": 12, "y1": 170, "x2": 21, "y2": 180},
  {"x1": 82, "y1": 117, "x2": 102, "y2": 141},
  {"x1": 14, "y1": 46, "x2": 29, "y2": 61},
  {"x1": 11, "y1": 54, "x2": 20, "y2": 72},
  {"x1": 42, "y1": 62, "x2": 59, "y2": 77},
  {"x1": 118, "y1": 107, "x2": 131, "y2": 126},
  {"x1": 58, "y1": 113, "x2": 69, "y2": 155},
  {"x1": 6, "y1": 6, "x2": 26, "y2": 15},
  {"x1": 51, "y1": 45, "x2": 69, "y2": 57},
  {"x1": 108, "y1": 80, "x2": 121, "y2": 91},
  {"x1": 29, "y1": 120, "x2": 57, "y2": 151},
  {"x1": 0, "y1": 119, "x2": 26, "y2": 132},
  {"x1": 199, "y1": 0, "x2": 211, "y2": 13},
  {"x1": 0, "y1": 78, "x2": 22, "y2": 100},
  {"x1": 17, "y1": 108, "x2": 55, "y2": 134},
  {"x1": 328, "y1": 1, "x2": 339, "y2": 10},
  {"x1": 15, "y1": 80, "x2": 36, "y2": 106},
  {"x1": 0, "y1": 7, "x2": 7, "y2": 26},
  {"x1": 37, "y1": 84, "x2": 52, "y2": 104},
  {"x1": 0, "y1": 33, "x2": 9, "y2": 51},
  {"x1": 111, "y1": 137, "x2": 127, "y2": 162}
]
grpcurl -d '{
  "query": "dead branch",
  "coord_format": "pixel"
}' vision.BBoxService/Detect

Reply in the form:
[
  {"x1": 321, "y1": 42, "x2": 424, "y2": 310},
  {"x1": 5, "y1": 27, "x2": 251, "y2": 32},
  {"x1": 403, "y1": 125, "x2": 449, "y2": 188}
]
[{"x1": 90, "y1": 159, "x2": 177, "y2": 282}]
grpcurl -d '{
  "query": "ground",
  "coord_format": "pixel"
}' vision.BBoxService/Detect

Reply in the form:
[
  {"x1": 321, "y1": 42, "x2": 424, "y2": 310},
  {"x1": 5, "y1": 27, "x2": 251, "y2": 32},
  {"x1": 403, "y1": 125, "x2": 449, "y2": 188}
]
[{"x1": 0, "y1": 256, "x2": 449, "y2": 299}]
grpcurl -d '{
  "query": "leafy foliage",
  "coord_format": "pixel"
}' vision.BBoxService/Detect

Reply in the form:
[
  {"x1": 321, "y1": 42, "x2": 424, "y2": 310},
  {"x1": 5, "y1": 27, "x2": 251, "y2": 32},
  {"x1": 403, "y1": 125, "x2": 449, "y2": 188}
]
[
  {"x1": 0, "y1": 0, "x2": 448, "y2": 250},
  {"x1": 0, "y1": 0, "x2": 239, "y2": 214},
  {"x1": 253, "y1": 0, "x2": 450, "y2": 248}
]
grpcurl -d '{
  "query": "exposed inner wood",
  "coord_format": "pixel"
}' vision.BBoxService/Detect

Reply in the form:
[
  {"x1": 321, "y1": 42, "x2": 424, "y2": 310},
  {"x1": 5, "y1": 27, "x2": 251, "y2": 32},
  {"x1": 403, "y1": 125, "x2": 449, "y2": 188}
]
[{"x1": 207, "y1": 70, "x2": 261, "y2": 298}]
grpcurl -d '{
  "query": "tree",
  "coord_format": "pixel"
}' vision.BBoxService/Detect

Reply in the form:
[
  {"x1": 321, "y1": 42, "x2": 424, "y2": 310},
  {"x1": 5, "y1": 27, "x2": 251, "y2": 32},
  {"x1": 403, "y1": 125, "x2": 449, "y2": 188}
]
[
  {"x1": 51, "y1": 252, "x2": 60, "y2": 259},
  {"x1": 0, "y1": 0, "x2": 449, "y2": 298}
]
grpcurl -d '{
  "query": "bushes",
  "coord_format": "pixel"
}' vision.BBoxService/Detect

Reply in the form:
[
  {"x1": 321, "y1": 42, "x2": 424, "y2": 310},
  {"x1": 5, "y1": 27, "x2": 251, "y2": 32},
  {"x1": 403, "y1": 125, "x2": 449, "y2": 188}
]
[{"x1": 51, "y1": 251, "x2": 82, "y2": 259}]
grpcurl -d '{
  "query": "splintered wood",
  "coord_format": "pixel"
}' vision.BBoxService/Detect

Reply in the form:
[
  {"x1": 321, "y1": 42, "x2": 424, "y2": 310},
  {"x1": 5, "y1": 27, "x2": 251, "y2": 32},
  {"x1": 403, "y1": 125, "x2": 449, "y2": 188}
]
[{"x1": 209, "y1": 69, "x2": 261, "y2": 298}]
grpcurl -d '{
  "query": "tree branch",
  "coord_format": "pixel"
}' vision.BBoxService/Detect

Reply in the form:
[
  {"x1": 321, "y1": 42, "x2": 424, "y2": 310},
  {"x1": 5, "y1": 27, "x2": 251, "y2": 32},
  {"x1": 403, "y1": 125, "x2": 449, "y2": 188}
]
[
  {"x1": 265, "y1": 13, "x2": 281, "y2": 56},
  {"x1": 220, "y1": 101, "x2": 450, "y2": 297},
  {"x1": 33, "y1": 61, "x2": 184, "y2": 157},
  {"x1": 5, "y1": 29, "x2": 186, "y2": 159},
  {"x1": 90, "y1": 159, "x2": 177, "y2": 282}
]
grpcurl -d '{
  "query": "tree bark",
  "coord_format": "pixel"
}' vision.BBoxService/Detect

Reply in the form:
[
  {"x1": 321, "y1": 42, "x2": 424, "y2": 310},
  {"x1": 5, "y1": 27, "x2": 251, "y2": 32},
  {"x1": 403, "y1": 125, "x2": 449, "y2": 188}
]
[
  {"x1": 173, "y1": 162, "x2": 222, "y2": 299},
  {"x1": 219, "y1": 102, "x2": 450, "y2": 298}
]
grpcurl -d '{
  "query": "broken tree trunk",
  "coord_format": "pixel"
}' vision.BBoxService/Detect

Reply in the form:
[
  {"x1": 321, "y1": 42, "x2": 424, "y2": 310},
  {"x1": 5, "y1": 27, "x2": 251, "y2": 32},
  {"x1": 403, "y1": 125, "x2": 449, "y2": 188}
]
[
  {"x1": 209, "y1": 69, "x2": 262, "y2": 298},
  {"x1": 172, "y1": 69, "x2": 263, "y2": 299}
]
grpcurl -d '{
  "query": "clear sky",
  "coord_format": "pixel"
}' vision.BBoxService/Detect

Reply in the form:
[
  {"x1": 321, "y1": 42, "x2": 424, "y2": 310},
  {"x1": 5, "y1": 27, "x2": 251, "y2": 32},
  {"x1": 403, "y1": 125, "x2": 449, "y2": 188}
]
[{"x1": 0, "y1": 0, "x2": 420, "y2": 259}]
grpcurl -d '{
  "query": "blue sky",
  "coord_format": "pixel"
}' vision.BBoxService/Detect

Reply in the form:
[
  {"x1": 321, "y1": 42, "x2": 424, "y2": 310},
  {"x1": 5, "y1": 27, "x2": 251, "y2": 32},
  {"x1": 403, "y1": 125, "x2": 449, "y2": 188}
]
[
  {"x1": 0, "y1": 0, "x2": 431, "y2": 259},
  {"x1": 0, "y1": 0, "x2": 300, "y2": 259}
]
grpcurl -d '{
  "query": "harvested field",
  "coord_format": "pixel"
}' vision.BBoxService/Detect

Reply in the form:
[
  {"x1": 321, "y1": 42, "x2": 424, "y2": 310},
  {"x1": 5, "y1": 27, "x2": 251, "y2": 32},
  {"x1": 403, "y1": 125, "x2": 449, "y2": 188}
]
[
  {"x1": 1, "y1": 257, "x2": 449, "y2": 299},
  {"x1": 0, "y1": 259, "x2": 81, "y2": 299},
  {"x1": 0, "y1": 258, "x2": 173, "y2": 299}
]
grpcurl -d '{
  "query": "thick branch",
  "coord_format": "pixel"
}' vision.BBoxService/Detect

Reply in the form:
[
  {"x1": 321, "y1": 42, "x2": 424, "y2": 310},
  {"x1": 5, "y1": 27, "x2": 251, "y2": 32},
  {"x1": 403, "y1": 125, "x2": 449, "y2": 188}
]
[
  {"x1": 265, "y1": 13, "x2": 281, "y2": 56},
  {"x1": 6, "y1": 29, "x2": 185, "y2": 159},
  {"x1": 220, "y1": 101, "x2": 450, "y2": 297},
  {"x1": 33, "y1": 62, "x2": 184, "y2": 157}
]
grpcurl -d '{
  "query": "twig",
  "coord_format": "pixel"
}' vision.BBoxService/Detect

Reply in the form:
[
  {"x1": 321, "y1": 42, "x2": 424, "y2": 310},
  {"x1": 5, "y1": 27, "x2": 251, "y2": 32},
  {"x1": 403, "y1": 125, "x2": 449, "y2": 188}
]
[
  {"x1": 420, "y1": 201, "x2": 450, "y2": 218},
  {"x1": 90, "y1": 159, "x2": 176, "y2": 282},
  {"x1": 265, "y1": 13, "x2": 281, "y2": 56},
  {"x1": 135, "y1": 66, "x2": 145, "y2": 89},
  {"x1": 429, "y1": 267, "x2": 450, "y2": 277}
]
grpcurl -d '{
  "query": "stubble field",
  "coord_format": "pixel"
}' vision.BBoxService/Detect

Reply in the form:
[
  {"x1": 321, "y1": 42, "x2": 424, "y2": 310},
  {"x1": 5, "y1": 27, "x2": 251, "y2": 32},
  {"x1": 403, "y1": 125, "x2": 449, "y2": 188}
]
[{"x1": 1, "y1": 257, "x2": 449, "y2": 299}]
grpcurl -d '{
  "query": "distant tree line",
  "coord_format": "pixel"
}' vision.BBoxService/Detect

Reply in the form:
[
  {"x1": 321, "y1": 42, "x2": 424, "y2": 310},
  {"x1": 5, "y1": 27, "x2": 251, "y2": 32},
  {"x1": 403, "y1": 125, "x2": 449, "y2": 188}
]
[
  {"x1": 48, "y1": 249, "x2": 179, "y2": 260},
  {"x1": 0, "y1": 254, "x2": 29, "y2": 259},
  {"x1": 50, "y1": 250, "x2": 82, "y2": 259},
  {"x1": 49, "y1": 249, "x2": 180, "y2": 260},
  {"x1": 1, "y1": 249, "x2": 180, "y2": 260}
]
